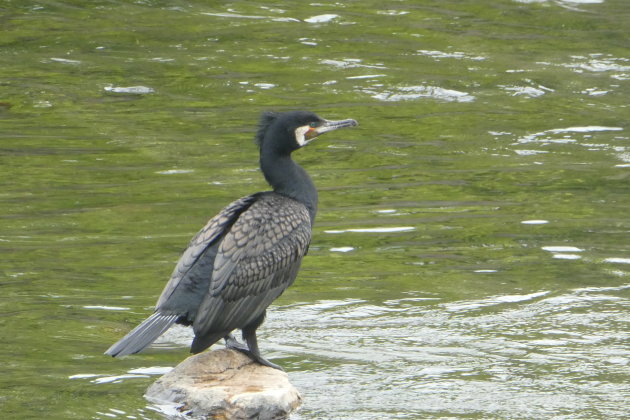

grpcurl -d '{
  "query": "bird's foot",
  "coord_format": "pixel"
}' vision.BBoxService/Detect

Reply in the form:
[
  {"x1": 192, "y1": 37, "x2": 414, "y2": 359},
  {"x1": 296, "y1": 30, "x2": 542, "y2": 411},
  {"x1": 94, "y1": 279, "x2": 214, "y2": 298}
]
[
  {"x1": 224, "y1": 334, "x2": 248, "y2": 351},
  {"x1": 226, "y1": 343, "x2": 284, "y2": 371},
  {"x1": 245, "y1": 350, "x2": 284, "y2": 371}
]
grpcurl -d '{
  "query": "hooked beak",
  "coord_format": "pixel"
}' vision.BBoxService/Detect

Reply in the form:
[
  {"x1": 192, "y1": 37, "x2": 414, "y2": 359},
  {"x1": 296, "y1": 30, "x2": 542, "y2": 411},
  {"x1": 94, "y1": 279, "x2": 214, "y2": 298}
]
[
  {"x1": 315, "y1": 118, "x2": 359, "y2": 135},
  {"x1": 305, "y1": 118, "x2": 358, "y2": 142}
]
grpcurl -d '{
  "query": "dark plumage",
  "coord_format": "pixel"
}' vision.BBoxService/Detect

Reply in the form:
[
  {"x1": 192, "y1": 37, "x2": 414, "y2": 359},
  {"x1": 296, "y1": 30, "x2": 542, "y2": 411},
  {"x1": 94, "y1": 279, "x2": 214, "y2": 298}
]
[{"x1": 105, "y1": 110, "x2": 357, "y2": 369}]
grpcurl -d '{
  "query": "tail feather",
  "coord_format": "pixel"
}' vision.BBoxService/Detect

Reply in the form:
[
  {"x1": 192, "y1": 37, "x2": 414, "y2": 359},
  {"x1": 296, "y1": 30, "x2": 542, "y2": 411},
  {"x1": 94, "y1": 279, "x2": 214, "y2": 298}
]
[{"x1": 105, "y1": 312, "x2": 178, "y2": 357}]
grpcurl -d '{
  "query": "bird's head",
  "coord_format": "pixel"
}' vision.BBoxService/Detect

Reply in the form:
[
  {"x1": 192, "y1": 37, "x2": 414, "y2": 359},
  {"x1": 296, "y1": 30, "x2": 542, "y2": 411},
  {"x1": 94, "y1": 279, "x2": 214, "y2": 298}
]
[{"x1": 255, "y1": 110, "x2": 358, "y2": 154}]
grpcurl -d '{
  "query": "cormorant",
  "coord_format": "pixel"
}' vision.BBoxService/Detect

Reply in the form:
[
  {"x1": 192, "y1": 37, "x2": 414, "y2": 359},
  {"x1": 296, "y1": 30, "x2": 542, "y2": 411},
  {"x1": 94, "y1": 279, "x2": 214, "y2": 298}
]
[{"x1": 105, "y1": 110, "x2": 358, "y2": 369}]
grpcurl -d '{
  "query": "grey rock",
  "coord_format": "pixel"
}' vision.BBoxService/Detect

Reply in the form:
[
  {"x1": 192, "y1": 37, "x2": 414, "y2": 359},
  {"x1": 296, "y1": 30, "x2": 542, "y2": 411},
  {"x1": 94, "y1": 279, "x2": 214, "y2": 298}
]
[{"x1": 145, "y1": 349, "x2": 301, "y2": 419}]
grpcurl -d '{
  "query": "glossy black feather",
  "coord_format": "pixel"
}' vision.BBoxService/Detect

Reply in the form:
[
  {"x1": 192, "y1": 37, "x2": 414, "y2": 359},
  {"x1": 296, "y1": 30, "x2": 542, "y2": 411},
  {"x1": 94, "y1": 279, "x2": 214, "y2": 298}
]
[{"x1": 254, "y1": 111, "x2": 279, "y2": 149}]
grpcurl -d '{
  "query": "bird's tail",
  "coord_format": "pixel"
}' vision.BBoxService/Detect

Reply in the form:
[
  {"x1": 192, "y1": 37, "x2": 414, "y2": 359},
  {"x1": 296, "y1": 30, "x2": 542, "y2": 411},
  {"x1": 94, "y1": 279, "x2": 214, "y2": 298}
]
[{"x1": 105, "y1": 312, "x2": 179, "y2": 357}]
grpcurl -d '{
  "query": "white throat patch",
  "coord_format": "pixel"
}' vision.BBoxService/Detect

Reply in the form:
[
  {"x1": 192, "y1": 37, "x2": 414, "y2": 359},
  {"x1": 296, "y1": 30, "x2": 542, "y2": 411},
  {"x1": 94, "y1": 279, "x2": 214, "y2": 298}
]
[{"x1": 294, "y1": 125, "x2": 311, "y2": 147}]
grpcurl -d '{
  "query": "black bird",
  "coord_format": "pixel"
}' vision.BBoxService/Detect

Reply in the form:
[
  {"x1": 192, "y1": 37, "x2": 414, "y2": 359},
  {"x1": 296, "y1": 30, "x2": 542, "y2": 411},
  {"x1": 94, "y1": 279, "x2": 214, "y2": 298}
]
[{"x1": 105, "y1": 110, "x2": 358, "y2": 369}]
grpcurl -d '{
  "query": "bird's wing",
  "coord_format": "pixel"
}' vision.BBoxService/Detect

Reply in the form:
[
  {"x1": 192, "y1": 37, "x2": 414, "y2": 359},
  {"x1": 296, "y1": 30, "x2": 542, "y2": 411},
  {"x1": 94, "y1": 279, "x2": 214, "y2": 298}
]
[
  {"x1": 155, "y1": 194, "x2": 258, "y2": 311},
  {"x1": 193, "y1": 194, "x2": 312, "y2": 334}
]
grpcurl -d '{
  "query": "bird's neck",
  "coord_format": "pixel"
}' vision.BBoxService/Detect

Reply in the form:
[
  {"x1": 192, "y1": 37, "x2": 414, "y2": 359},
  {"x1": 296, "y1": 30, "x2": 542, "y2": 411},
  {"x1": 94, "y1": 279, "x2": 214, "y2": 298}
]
[{"x1": 260, "y1": 150, "x2": 318, "y2": 222}]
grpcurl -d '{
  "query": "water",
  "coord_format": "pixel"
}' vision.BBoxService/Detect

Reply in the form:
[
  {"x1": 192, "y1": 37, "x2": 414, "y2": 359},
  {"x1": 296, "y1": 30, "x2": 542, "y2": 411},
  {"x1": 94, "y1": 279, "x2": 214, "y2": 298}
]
[{"x1": 1, "y1": 0, "x2": 629, "y2": 419}]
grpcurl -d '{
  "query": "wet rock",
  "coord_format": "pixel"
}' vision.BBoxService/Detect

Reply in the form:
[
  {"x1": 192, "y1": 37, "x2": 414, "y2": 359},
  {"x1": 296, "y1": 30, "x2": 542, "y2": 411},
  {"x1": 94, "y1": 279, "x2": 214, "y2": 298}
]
[{"x1": 144, "y1": 349, "x2": 301, "y2": 419}]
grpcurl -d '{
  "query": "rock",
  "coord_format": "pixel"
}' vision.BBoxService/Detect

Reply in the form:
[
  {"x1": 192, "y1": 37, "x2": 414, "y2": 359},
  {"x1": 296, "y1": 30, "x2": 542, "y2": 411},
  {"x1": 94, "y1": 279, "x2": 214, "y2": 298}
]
[{"x1": 144, "y1": 349, "x2": 302, "y2": 419}]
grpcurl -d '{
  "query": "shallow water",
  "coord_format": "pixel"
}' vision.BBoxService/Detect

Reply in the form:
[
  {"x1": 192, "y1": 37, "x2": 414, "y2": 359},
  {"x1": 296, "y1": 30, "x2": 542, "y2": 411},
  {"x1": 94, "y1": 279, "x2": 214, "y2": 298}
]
[{"x1": 1, "y1": 0, "x2": 629, "y2": 419}]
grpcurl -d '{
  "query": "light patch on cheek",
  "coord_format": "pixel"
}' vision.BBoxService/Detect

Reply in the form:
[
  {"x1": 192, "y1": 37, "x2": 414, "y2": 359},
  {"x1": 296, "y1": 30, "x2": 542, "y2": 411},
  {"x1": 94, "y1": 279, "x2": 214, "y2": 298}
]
[{"x1": 294, "y1": 126, "x2": 311, "y2": 147}]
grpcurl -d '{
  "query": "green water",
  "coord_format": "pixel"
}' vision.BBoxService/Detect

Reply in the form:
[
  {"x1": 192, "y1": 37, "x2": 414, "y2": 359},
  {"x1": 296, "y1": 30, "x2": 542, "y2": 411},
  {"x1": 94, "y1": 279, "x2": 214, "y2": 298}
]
[{"x1": 1, "y1": 0, "x2": 629, "y2": 419}]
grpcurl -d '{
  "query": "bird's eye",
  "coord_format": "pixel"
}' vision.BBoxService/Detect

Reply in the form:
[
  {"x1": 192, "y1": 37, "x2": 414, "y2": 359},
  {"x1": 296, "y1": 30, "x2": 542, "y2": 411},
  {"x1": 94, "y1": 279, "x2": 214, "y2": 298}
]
[{"x1": 309, "y1": 122, "x2": 319, "y2": 128}]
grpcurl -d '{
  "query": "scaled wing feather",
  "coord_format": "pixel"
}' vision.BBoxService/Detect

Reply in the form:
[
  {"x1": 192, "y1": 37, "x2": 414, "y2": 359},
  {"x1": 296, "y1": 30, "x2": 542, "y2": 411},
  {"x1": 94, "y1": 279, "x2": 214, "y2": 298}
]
[
  {"x1": 156, "y1": 195, "x2": 258, "y2": 309},
  {"x1": 193, "y1": 194, "x2": 311, "y2": 335}
]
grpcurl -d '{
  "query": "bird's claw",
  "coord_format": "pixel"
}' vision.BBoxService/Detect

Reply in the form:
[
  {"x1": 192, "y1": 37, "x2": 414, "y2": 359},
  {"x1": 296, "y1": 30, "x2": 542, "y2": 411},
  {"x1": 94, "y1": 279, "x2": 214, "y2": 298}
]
[{"x1": 225, "y1": 339, "x2": 284, "y2": 371}]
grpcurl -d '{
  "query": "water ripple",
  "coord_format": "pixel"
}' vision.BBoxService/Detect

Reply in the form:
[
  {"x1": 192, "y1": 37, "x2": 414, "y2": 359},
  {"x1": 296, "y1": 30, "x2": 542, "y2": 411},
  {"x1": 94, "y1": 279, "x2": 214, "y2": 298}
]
[{"x1": 266, "y1": 285, "x2": 629, "y2": 418}]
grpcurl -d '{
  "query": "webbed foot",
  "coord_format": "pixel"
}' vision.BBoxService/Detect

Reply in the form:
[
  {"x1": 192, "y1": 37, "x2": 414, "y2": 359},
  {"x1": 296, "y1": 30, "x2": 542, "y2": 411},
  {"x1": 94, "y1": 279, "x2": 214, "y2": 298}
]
[
  {"x1": 237, "y1": 348, "x2": 284, "y2": 371},
  {"x1": 224, "y1": 334, "x2": 248, "y2": 351}
]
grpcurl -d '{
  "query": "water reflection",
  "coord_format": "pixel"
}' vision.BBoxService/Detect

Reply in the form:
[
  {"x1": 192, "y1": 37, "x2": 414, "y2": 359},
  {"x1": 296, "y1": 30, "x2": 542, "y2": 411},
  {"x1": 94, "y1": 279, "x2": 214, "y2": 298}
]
[
  {"x1": 515, "y1": 126, "x2": 624, "y2": 145},
  {"x1": 360, "y1": 85, "x2": 476, "y2": 103}
]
